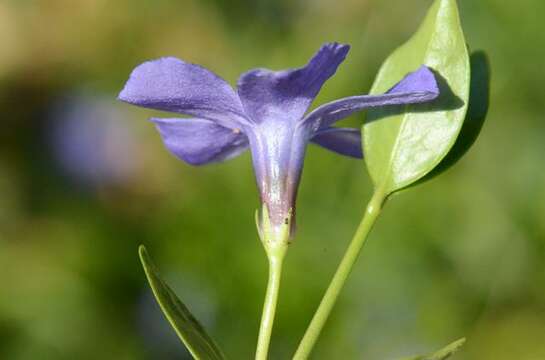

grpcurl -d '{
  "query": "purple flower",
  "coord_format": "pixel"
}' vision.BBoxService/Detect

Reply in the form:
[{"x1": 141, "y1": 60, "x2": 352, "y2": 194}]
[{"x1": 119, "y1": 43, "x2": 438, "y2": 231}]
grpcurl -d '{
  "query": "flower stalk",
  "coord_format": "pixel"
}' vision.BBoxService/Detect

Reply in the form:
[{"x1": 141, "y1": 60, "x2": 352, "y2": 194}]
[
  {"x1": 293, "y1": 190, "x2": 387, "y2": 359},
  {"x1": 255, "y1": 207, "x2": 290, "y2": 360}
]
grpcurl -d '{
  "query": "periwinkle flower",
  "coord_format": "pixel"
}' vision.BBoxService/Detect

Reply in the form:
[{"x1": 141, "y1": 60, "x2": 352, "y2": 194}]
[{"x1": 119, "y1": 43, "x2": 438, "y2": 238}]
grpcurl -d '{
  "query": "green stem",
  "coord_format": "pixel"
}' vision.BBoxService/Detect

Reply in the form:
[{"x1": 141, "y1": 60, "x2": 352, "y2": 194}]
[
  {"x1": 293, "y1": 190, "x2": 386, "y2": 359},
  {"x1": 255, "y1": 243, "x2": 287, "y2": 360}
]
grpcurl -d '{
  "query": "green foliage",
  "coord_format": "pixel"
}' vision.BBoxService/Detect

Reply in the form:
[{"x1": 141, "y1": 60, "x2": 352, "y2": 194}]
[
  {"x1": 364, "y1": 0, "x2": 470, "y2": 195},
  {"x1": 401, "y1": 338, "x2": 466, "y2": 360},
  {"x1": 416, "y1": 51, "x2": 490, "y2": 184},
  {"x1": 139, "y1": 246, "x2": 225, "y2": 360}
]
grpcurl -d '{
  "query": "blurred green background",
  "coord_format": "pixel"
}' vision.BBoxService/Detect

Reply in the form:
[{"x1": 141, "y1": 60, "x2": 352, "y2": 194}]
[{"x1": 1, "y1": 0, "x2": 544, "y2": 359}]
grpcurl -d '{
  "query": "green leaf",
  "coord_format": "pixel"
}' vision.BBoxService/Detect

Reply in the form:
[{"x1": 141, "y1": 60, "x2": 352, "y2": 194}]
[
  {"x1": 400, "y1": 338, "x2": 466, "y2": 360},
  {"x1": 138, "y1": 245, "x2": 226, "y2": 360},
  {"x1": 364, "y1": 0, "x2": 470, "y2": 195},
  {"x1": 416, "y1": 51, "x2": 490, "y2": 184}
]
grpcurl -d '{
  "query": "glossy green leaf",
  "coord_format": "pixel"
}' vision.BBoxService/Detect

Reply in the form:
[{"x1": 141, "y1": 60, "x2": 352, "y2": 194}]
[
  {"x1": 416, "y1": 51, "x2": 490, "y2": 184},
  {"x1": 400, "y1": 338, "x2": 466, "y2": 360},
  {"x1": 364, "y1": 0, "x2": 470, "y2": 195},
  {"x1": 139, "y1": 245, "x2": 226, "y2": 360}
]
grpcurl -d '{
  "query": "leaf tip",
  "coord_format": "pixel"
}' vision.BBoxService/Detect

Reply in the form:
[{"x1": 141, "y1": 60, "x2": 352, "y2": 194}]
[
  {"x1": 448, "y1": 337, "x2": 466, "y2": 352},
  {"x1": 138, "y1": 244, "x2": 148, "y2": 262},
  {"x1": 431, "y1": 337, "x2": 466, "y2": 359}
]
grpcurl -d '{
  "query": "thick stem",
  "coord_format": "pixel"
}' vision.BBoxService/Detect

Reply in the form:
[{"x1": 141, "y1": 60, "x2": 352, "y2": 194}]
[
  {"x1": 293, "y1": 191, "x2": 386, "y2": 359},
  {"x1": 255, "y1": 245, "x2": 286, "y2": 360}
]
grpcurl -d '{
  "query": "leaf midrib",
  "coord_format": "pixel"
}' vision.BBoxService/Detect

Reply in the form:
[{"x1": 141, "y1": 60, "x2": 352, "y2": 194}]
[{"x1": 380, "y1": 2, "x2": 439, "y2": 192}]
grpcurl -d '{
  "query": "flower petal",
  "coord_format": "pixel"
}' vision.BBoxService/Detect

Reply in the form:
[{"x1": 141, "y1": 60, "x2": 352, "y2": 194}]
[
  {"x1": 119, "y1": 57, "x2": 248, "y2": 128},
  {"x1": 152, "y1": 118, "x2": 249, "y2": 165},
  {"x1": 311, "y1": 127, "x2": 362, "y2": 158},
  {"x1": 302, "y1": 65, "x2": 439, "y2": 129},
  {"x1": 237, "y1": 43, "x2": 350, "y2": 124}
]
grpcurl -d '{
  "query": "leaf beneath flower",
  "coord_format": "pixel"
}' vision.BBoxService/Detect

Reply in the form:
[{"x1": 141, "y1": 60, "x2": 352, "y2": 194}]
[
  {"x1": 364, "y1": 0, "x2": 470, "y2": 195},
  {"x1": 415, "y1": 51, "x2": 490, "y2": 185},
  {"x1": 139, "y1": 245, "x2": 226, "y2": 360}
]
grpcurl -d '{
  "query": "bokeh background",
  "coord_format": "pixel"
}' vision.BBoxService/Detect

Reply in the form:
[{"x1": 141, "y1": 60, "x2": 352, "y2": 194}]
[{"x1": 1, "y1": 0, "x2": 544, "y2": 359}]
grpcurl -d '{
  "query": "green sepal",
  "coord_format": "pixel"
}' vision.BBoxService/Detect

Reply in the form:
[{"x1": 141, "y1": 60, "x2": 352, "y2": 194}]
[
  {"x1": 400, "y1": 338, "x2": 466, "y2": 360},
  {"x1": 138, "y1": 245, "x2": 226, "y2": 360},
  {"x1": 364, "y1": 0, "x2": 470, "y2": 196}
]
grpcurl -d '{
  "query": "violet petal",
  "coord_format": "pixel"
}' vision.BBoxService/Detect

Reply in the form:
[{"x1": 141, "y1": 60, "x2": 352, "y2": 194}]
[
  {"x1": 311, "y1": 127, "x2": 363, "y2": 158},
  {"x1": 237, "y1": 43, "x2": 349, "y2": 124},
  {"x1": 119, "y1": 57, "x2": 248, "y2": 129},
  {"x1": 302, "y1": 65, "x2": 439, "y2": 129},
  {"x1": 152, "y1": 118, "x2": 249, "y2": 165}
]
